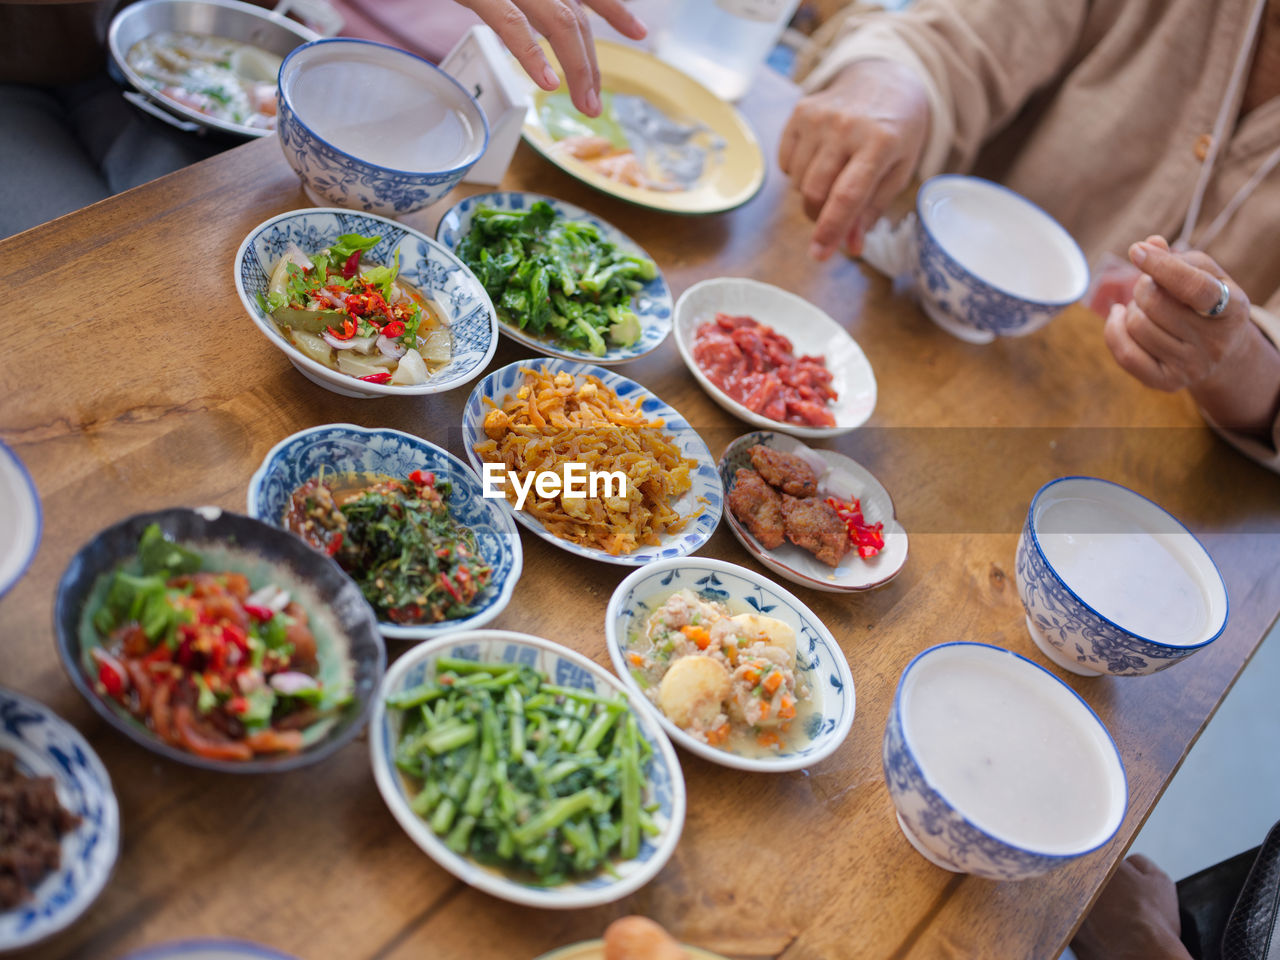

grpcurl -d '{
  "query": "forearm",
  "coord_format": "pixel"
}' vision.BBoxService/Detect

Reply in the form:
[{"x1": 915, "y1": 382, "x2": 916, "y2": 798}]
[{"x1": 1192, "y1": 321, "x2": 1280, "y2": 439}]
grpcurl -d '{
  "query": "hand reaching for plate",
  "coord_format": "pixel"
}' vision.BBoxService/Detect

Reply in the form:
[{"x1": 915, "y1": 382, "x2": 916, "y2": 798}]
[
  {"x1": 456, "y1": 0, "x2": 647, "y2": 117},
  {"x1": 1104, "y1": 235, "x2": 1280, "y2": 436}
]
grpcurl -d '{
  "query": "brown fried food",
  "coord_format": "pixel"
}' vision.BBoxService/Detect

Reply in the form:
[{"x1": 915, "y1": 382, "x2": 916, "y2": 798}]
[
  {"x1": 781, "y1": 494, "x2": 850, "y2": 567},
  {"x1": 749, "y1": 444, "x2": 818, "y2": 496},
  {"x1": 728, "y1": 469, "x2": 785, "y2": 548}
]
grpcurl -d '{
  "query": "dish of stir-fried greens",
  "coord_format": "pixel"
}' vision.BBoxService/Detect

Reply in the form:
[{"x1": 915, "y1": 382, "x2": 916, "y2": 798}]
[
  {"x1": 86, "y1": 524, "x2": 350, "y2": 762},
  {"x1": 454, "y1": 201, "x2": 656, "y2": 357},
  {"x1": 387, "y1": 658, "x2": 654, "y2": 884},
  {"x1": 286, "y1": 470, "x2": 492, "y2": 625},
  {"x1": 258, "y1": 232, "x2": 451, "y2": 386}
]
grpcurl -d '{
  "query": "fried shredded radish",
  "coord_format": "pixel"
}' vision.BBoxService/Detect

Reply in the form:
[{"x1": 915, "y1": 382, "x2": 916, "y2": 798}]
[{"x1": 473, "y1": 367, "x2": 700, "y2": 555}]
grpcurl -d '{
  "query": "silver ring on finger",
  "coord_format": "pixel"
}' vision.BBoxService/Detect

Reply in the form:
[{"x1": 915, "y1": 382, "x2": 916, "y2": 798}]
[{"x1": 1203, "y1": 278, "x2": 1231, "y2": 317}]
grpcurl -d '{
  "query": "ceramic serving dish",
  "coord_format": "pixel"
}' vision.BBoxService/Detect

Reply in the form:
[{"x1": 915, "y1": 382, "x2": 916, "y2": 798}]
[
  {"x1": 718, "y1": 432, "x2": 907, "y2": 592},
  {"x1": 247, "y1": 423, "x2": 523, "y2": 641},
  {"x1": 234, "y1": 208, "x2": 498, "y2": 399},
  {"x1": 673, "y1": 277, "x2": 877, "y2": 439},
  {"x1": 369, "y1": 630, "x2": 686, "y2": 909},
  {"x1": 0, "y1": 687, "x2": 119, "y2": 951},
  {"x1": 435, "y1": 191, "x2": 673, "y2": 364},
  {"x1": 460, "y1": 359, "x2": 723, "y2": 566},
  {"x1": 0, "y1": 440, "x2": 40, "y2": 601},
  {"x1": 277, "y1": 38, "x2": 488, "y2": 215},
  {"x1": 605, "y1": 557, "x2": 856, "y2": 773},
  {"x1": 1016, "y1": 476, "x2": 1229, "y2": 676},
  {"x1": 53, "y1": 507, "x2": 385, "y2": 773},
  {"x1": 913, "y1": 175, "x2": 1089, "y2": 344},
  {"x1": 534, "y1": 940, "x2": 728, "y2": 960},
  {"x1": 121, "y1": 940, "x2": 301, "y2": 960}
]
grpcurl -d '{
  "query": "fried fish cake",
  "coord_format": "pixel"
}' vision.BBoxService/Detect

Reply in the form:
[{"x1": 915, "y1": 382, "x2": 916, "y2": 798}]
[
  {"x1": 748, "y1": 444, "x2": 818, "y2": 496},
  {"x1": 781, "y1": 494, "x2": 850, "y2": 567},
  {"x1": 728, "y1": 468, "x2": 785, "y2": 548}
]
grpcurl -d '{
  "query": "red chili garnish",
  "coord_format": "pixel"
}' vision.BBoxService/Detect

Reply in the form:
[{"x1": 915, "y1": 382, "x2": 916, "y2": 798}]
[
  {"x1": 357, "y1": 372, "x2": 392, "y2": 385},
  {"x1": 439, "y1": 675, "x2": 454, "y2": 686},
  {"x1": 326, "y1": 317, "x2": 356, "y2": 341},
  {"x1": 408, "y1": 469, "x2": 435, "y2": 487},
  {"x1": 439, "y1": 573, "x2": 462, "y2": 604},
  {"x1": 228, "y1": 696, "x2": 249, "y2": 714},
  {"x1": 342, "y1": 249, "x2": 361, "y2": 279},
  {"x1": 98, "y1": 661, "x2": 125, "y2": 699},
  {"x1": 325, "y1": 532, "x2": 344, "y2": 556},
  {"x1": 382, "y1": 320, "x2": 405, "y2": 339},
  {"x1": 824, "y1": 496, "x2": 885, "y2": 558},
  {"x1": 222, "y1": 624, "x2": 249, "y2": 654},
  {"x1": 243, "y1": 603, "x2": 275, "y2": 622}
]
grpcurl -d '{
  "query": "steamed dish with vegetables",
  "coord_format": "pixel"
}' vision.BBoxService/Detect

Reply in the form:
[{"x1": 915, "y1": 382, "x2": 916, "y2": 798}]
[
  {"x1": 388, "y1": 658, "x2": 655, "y2": 885},
  {"x1": 628, "y1": 589, "x2": 812, "y2": 757},
  {"x1": 127, "y1": 32, "x2": 280, "y2": 130},
  {"x1": 455, "y1": 201, "x2": 655, "y2": 357},
  {"x1": 83, "y1": 524, "x2": 352, "y2": 761},
  {"x1": 285, "y1": 470, "x2": 492, "y2": 625},
  {"x1": 260, "y1": 232, "x2": 451, "y2": 386}
]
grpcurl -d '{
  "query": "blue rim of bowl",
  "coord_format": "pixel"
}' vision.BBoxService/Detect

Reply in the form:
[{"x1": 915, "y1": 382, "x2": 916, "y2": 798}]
[
  {"x1": 121, "y1": 939, "x2": 300, "y2": 960},
  {"x1": 1026, "y1": 475, "x2": 1230, "y2": 651},
  {"x1": 245, "y1": 422, "x2": 524, "y2": 639},
  {"x1": 277, "y1": 37, "x2": 490, "y2": 177},
  {"x1": 894, "y1": 640, "x2": 1128, "y2": 859},
  {"x1": 0, "y1": 439, "x2": 41, "y2": 601},
  {"x1": 916, "y1": 174, "x2": 1090, "y2": 307},
  {"x1": 603, "y1": 556, "x2": 857, "y2": 772}
]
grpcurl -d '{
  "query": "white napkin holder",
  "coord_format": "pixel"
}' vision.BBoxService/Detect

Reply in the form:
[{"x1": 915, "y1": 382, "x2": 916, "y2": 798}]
[{"x1": 441, "y1": 26, "x2": 534, "y2": 186}]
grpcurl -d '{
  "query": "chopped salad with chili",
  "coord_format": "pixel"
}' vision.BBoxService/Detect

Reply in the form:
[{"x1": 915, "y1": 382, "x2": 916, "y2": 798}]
[
  {"x1": 285, "y1": 470, "x2": 492, "y2": 625},
  {"x1": 86, "y1": 524, "x2": 350, "y2": 762}
]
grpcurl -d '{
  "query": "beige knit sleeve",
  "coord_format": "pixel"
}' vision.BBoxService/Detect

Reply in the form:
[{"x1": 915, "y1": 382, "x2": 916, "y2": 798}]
[
  {"x1": 1198, "y1": 297, "x2": 1280, "y2": 473},
  {"x1": 795, "y1": 0, "x2": 1091, "y2": 178}
]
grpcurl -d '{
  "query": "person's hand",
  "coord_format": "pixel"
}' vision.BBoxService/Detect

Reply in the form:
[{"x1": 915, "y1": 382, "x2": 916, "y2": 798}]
[
  {"x1": 779, "y1": 58, "x2": 930, "y2": 261},
  {"x1": 1104, "y1": 235, "x2": 1253, "y2": 394},
  {"x1": 456, "y1": 0, "x2": 646, "y2": 117},
  {"x1": 1071, "y1": 855, "x2": 1192, "y2": 960}
]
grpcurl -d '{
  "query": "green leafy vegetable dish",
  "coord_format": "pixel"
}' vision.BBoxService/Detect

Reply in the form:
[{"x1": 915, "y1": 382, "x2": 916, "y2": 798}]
[
  {"x1": 454, "y1": 200, "x2": 657, "y2": 358},
  {"x1": 387, "y1": 658, "x2": 657, "y2": 885}
]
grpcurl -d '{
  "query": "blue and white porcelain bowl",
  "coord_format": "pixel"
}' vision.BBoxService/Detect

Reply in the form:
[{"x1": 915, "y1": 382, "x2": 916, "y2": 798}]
[
  {"x1": 1016, "y1": 476, "x2": 1229, "y2": 677},
  {"x1": 883, "y1": 643, "x2": 1127, "y2": 881},
  {"x1": 0, "y1": 440, "x2": 41, "y2": 601},
  {"x1": 234, "y1": 208, "x2": 498, "y2": 399},
  {"x1": 121, "y1": 940, "x2": 300, "y2": 960},
  {"x1": 0, "y1": 687, "x2": 119, "y2": 951},
  {"x1": 276, "y1": 38, "x2": 488, "y2": 215},
  {"x1": 436, "y1": 191, "x2": 673, "y2": 364},
  {"x1": 247, "y1": 424, "x2": 523, "y2": 641},
  {"x1": 913, "y1": 175, "x2": 1089, "y2": 344},
  {"x1": 605, "y1": 557, "x2": 856, "y2": 773},
  {"x1": 368, "y1": 630, "x2": 685, "y2": 909},
  {"x1": 461, "y1": 359, "x2": 723, "y2": 566}
]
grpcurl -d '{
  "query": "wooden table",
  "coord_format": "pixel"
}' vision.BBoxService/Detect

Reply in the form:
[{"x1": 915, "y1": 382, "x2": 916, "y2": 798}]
[{"x1": 3, "y1": 67, "x2": 1279, "y2": 960}]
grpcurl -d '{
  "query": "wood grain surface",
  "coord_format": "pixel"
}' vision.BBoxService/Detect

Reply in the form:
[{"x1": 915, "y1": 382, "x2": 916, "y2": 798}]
[{"x1": 2, "y1": 68, "x2": 1278, "y2": 960}]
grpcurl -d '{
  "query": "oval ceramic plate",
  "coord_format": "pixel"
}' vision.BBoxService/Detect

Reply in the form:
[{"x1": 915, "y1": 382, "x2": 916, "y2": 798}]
[
  {"x1": 233, "y1": 208, "x2": 498, "y2": 399},
  {"x1": 673, "y1": 277, "x2": 877, "y2": 438},
  {"x1": 369, "y1": 630, "x2": 685, "y2": 909},
  {"x1": 605, "y1": 558, "x2": 856, "y2": 773},
  {"x1": 534, "y1": 940, "x2": 729, "y2": 960},
  {"x1": 435, "y1": 191, "x2": 672, "y2": 364},
  {"x1": 121, "y1": 941, "x2": 300, "y2": 960},
  {"x1": 247, "y1": 424, "x2": 523, "y2": 641},
  {"x1": 461, "y1": 359, "x2": 723, "y2": 566},
  {"x1": 0, "y1": 687, "x2": 119, "y2": 951},
  {"x1": 53, "y1": 507, "x2": 385, "y2": 773},
  {"x1": 0, "y1": 440, "x2": 41, "y2": 600},
  {"x1": 719, "y1": 432, "x2": 908, "y2": 593},
  {"x1": 522, "y1": 40, "x2": 764, "y2": 215}
]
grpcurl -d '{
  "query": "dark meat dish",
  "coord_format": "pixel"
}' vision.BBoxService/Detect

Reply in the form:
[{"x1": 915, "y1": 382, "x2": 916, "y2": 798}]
[
  {"x1": 0, "y1": 749, "x2": 80, "y2": 910},
  {"x1": 728, "y1": 468, "x2": 785, "y2": 548},
  {"x1": 748, "y1": 444, "x2": 817, "y2": 497},
  {"x1": 781, "y1": 495, "x2": 851, "y2": 567}
]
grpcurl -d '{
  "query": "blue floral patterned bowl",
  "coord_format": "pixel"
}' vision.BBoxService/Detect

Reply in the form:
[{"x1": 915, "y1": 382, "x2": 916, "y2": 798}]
[
  {"x1": 604, "y1": 557, "x2": 856, "y2": 773},
  {"x1": 435, "y1": 191, "x2": 673, "y2": 364},
  {"x1": 883, "y1": 642, "x2": 1127, "y2": 880},
  {"x1": 913, "y1": 175, "x2": 1089, "y2": 344},
  {"x1": 247, "y1": 424, "x2": 523, "y2": 642},
  {"x1": 461, "y1": 359, "x2": 723, "y2": 566},
  {"x1": 120, "y1": 939, "x2": 300, "y2": 960},
  {"x1": 0, "y1": 439, "x2": 41, "y2": 601},
  {"x1": 368, "y1": 630, "x2": 685, "y2": 909},
  {"x1": 0, "y1": 687, "x2": 119, "y2": 951},
  {"x1": 234, "y1": 208, "x2": 498, "y2": 399},
  {"x1": 1016, "y1": 476, "x2": 1229, "y2": 677},
  {"x1": 276, "y1": 38, "x2": 487, "y2": 216}
]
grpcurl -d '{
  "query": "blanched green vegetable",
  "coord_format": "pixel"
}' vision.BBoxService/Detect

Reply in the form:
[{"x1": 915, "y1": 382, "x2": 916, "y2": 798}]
[
  {"x1": 388, "y1": 657, "x2": 656, "y2": 884},
  {"x1": 455, "y1": 201, "x2": 656, "y2": 356}
]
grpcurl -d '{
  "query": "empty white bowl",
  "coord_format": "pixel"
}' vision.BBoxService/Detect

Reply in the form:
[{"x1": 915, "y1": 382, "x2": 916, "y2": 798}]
[
  {"x1": 883, "y1": 642, "x2": 1127, "y2": 880},
  {"x1": 1016, "y1": 476, "x2": 1229, "y2": 676},
  {"x1": 913, "y1": 176, "x2": 1089, "y2": 344},
  {"x1": 277, "y1": 38, "x2": 488, "y2": 215}
]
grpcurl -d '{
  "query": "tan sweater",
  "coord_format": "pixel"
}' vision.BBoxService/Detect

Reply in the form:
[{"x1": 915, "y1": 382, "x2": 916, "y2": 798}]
[{"x1": 798, "y1": 0, "x2": 1280, "y2": 469}]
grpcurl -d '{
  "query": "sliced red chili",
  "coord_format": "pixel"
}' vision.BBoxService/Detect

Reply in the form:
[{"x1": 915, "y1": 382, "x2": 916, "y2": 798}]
[
  {"x1": 439, "y1": 573, "x2": 462, "y2": 604},
  {"x1": 342, "y1": 249, "x2": 362, "y2": 278},
  {"x1": 326, "y1": 317, "x2": 356, "y2": 341},
  {"x1": 408, "y1": 469, "x2": 435, "y2": 487},
  {"x1": 381, "y1": 320, "x2": 405, "y2": 339},
  {"x1": 325, "y1": 532, "x2": 344, "y2": 556},
  {"x1": 98, "y1": 661, "x2": 125, "y2": 699},
  {"x1": 243, "y1": 603, "x2": 275, "y2": 622},
  {"x1": 357, "y1": 372, "x2": 392, "y2": 385}
]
